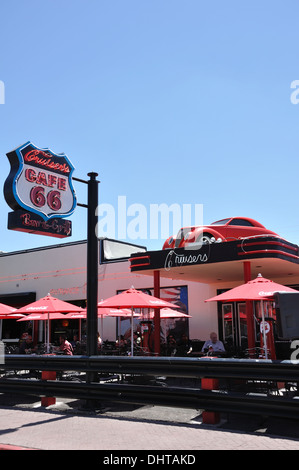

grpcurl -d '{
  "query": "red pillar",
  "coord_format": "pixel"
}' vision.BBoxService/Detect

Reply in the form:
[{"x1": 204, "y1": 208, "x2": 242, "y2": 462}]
[
  {"x1": 153, "y1": 270, "x2": 161, "y2": 356},
  {"x1": 41, "y1": 371, "x2": 56, "y2": 407},
  {"x1": 243, "y1": 261, "x2": 255, "y2": 355},
  {"x1": 201, "y1": 378, "x2": 220, "y2": 424}
]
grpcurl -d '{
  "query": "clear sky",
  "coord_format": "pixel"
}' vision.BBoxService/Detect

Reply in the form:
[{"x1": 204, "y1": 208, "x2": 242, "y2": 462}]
[{"x1": 1, "y1": 0, "x2": 299, "y2": 253}]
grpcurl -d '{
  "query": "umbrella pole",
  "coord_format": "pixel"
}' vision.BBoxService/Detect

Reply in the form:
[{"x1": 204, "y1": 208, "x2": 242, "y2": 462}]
[
  {"x1": 44, "y1": 321, "x2": 47, "y2": 353},
  {"x1": 47, "y1": 312, "x2": 50, "y2": 354},
  {"x1": 101, "y1": 315, "x2": 104, "y2": 341},
  {"x1": 131, "y1": 307, "x2": 134, "y2": 356},
  {"x1": 261, "y1": 300, "x2": 268, "y2": 359}
]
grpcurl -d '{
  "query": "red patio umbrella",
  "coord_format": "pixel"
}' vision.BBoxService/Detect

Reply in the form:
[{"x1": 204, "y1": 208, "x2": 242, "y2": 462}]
[
  {"x1": 205, "y1": 274, "x2": 298, "y2": 358},
  {"x1": 16, "y1": 294, "x2": 84, "y2": 352},
  {"x1": 16, "y1": 294, "x2": 84, "y2": 315},
  {"x1": 205, "y1": 274, "x2": 297, "y2": 303},
  {"x1": 97, "y1": 288, "x2": 180, "y2": 355},
  {"x1": 0, "y1": 303, "x2": 18, "y2": 315}
]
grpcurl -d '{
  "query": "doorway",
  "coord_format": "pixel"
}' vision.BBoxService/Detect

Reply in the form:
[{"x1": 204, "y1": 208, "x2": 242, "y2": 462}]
[{"x1": 221, "y1": 302, "x2": 249, "y2": 355}]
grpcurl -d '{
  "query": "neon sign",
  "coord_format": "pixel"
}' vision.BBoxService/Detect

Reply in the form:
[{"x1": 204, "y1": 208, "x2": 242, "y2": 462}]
[{"x1": 4, "y1": 142, "x2": 77, "y2": 237}]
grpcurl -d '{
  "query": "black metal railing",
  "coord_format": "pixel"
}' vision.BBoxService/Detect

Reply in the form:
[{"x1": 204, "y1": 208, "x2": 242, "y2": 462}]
[{"x1": 1, "y1": 355, "x2": 299, "y2": 419}]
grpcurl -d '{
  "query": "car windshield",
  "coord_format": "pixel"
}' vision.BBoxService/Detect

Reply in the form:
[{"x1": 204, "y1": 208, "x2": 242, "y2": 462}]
[{"x1": 210, "y1": 218, "x2": 231, "y2": 225}]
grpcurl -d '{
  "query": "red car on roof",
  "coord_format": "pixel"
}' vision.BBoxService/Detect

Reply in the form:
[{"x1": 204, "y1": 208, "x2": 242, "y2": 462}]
[{"x1": 162, "y1": 217, "x2": 279, "y2": 250}]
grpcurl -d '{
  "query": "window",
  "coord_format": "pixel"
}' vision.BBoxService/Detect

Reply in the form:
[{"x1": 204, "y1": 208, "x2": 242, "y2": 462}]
[
  {"x1": 210, "y1": 218, "x2": 231, "y2": 225},
  {"x1": 227, "y1": 218, "x2": 254, "y2": 227}
]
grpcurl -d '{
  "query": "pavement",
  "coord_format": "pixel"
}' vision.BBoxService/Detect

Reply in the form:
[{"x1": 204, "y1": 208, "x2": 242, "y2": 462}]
[{"x1": 0, "y1": 392, "x2": 299, "y2": 452}]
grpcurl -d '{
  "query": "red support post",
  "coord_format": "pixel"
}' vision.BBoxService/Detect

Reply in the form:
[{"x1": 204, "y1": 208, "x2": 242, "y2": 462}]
[
  {"x1": 41, "y1": 371, "x2": 56, "y2": 407},
  {"x1": 243, "y1": 261, "x2": 255, "y2": 355},
  {"x1": 201, "y1": 378, "x2": 220, "y2": 424},
  {"x1": 153, "y1": 270, "x2": 161, "y2": 356}
]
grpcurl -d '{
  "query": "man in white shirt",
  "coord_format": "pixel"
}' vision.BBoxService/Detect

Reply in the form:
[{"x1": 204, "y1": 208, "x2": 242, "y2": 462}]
[{"x1": 202, "y1": 332, "x2": 225, "y2": 354}]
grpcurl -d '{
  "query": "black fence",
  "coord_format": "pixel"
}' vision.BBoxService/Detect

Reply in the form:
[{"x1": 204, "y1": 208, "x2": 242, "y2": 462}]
[{"x1": 1, "y1": 355, "x2": 299, "y2": 419}]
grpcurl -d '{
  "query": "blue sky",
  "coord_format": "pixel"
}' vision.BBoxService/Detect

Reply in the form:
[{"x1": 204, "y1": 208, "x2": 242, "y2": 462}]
[{"x1": 1, "y1": 0, "x2": 299, "y2": 253}]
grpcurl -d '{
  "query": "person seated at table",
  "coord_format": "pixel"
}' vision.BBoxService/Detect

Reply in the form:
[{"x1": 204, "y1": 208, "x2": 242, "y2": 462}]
[
  {"x1": 116, "y1": 335, "x2": 128, "y2": 354},
  {"x1": 166, "y1": 334, "x2": 177, "y2": 356},
  {"x1": 19, "y1": 335, "x2": 36, "y2": 354},
  {"x1": 201, "y1": 332, "x2": 225, "y2": 355},
  {"x1": 59, "y1": 335, "x2": 73, "y2": 356},
  {"x1": 71, "y1": 334, "x2": 82, "y2": 354},
  {"x1": 97, "y1": 332, "x2": 102, "y2": 351}
]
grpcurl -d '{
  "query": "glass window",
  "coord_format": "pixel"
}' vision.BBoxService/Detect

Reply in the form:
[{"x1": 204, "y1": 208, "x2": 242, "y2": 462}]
[
  {"x1": 227, "y1": 218, "x2": 254, "y2": 227},
  {"x1": 210, "y1": 218, "x2": 231, "y2": 225},
  {"x1": 238, "y1": 303, "x2": 248, "y2": 350},
  {"x1": 222, "y1": 303, "x2": 233, "y2": 343}
]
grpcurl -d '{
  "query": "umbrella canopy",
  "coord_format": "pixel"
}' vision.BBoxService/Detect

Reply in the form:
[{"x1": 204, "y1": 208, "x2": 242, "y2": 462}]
[
  {"x1": 205, "y1": 274, "x2": 298, "y2": 302},
  {"x1": 98, "y1": 288, "x2": 180, "y2": 355},
  {"x1": 141, "y1": 308, "x2": 192, "y2": 320},
  {"x1": 17, "y1": 312, "x2": 66, "y2": 322},
  {"x1": 0, "y1": 313, "x2": 25, "y2": 320},
  {"x1": 97, "y1": 288, "x2": 180, "y2": 309},
  {"x1": 16, "y1": 294, "x2": 84, "y2": 314},
  {"x1": 0, "y1": 303, "x2": 25, "y2": 323},
  {"x1": 0, "y1": 302, "x2": 18, "y2": 315}
]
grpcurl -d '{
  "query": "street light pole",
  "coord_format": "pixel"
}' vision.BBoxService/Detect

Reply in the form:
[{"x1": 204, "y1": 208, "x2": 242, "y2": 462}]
[
  {"x1": 74, "y1": 172, "x2": 99, "y2": 358},
  {"x1": 73, "y1": 172, "x2": 99, "y2": 408},
  {"x1": 86, "y1": 172, "x2": 99, "y2": 357}
]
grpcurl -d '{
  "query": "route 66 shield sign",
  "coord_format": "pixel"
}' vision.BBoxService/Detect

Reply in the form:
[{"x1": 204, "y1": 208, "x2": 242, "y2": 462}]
[{"x1": 4, "y1": 141, "x2": 77, "y2": 221}]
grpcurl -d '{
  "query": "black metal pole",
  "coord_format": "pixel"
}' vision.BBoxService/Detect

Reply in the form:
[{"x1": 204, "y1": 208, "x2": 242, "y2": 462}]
[{"x1": 86, "y1": 172, "x2": 99, "y2": 357}]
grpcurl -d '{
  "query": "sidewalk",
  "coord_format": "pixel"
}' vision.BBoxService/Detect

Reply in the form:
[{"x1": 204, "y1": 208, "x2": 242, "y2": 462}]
[{"x1": 0, "y1": 394, "x2": 299, "y2": 451}]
